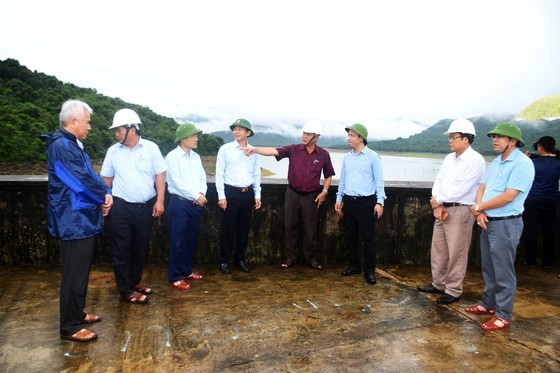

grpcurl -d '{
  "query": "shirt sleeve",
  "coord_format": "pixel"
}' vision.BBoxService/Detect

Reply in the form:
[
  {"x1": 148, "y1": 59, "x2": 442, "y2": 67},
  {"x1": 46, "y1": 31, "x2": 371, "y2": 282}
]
[
  {"x1": 371, "y1": 153, "x2": 386, "y2": 204},
  {"x1": 215, "y1": 145, "x2": 226, "y2": 200},
  {"x1": 252, "y1": 154, "x2": 262, "y2": 199},
  {"x1": 336, "y1": 157, "x2": 347, "y2": 202}
]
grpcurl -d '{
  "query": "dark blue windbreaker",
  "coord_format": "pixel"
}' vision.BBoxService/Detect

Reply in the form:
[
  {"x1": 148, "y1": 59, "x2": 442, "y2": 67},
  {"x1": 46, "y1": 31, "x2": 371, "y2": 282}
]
[{"x1": 43, "y1": 128, "x2": 110, "y2": 240}]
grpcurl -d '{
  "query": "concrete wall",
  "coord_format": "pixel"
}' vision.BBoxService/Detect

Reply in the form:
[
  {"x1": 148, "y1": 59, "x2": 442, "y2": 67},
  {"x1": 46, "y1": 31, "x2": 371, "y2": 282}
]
[{"x1": 1, "y1": 176, "x2": 558, "y2": 267}]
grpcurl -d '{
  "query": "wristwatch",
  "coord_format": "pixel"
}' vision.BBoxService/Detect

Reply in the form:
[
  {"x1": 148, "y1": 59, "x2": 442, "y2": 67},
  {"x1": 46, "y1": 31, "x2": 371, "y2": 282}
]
[
  {"x1": 474, "y1": 203, "x2": 480, "y2": 212},
  {"x1": 323, "y1": 189, "x2": 329, "y2": 194},
  {"x1": 376, "y1": 202, "x2": 384, "y2": 207}
]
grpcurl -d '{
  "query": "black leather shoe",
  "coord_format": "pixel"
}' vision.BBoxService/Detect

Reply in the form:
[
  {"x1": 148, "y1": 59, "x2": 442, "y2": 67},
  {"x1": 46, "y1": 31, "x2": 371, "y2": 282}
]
[
  {"x1": 364, "y1": 271, "x2": 377, "y2": 284},
  {"x1": 437, "y1": 293, "x2": 460, "y2": 304},
  {"x1": 342, "y1": 267, "x2": 361, "y2": 276},
  {"x1": 219, "y1": 263, "x2": 231, "y2": 274},
  {"x1": 417, "y1": 284, "x2": 444, "y2": 294},
  {"x1": 234, "y1": 260, "x2": 250, "y2": 273}
]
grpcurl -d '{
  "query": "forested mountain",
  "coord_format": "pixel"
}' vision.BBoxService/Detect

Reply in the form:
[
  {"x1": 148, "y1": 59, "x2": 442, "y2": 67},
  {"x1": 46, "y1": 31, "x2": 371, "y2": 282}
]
[
  {"x1": 2, "y1": 58, "x2": 558, "y2": 162},
  {"x1": 0, "y1": 58, "x2": 223, "y2": 161},
  {"x1": 370, "y1": 116, "x2": 560, "y2": 156}
]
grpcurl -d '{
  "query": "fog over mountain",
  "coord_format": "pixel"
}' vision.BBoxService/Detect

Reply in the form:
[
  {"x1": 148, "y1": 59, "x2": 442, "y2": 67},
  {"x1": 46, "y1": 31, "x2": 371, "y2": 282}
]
[{"x1": 175, "y1": 115, "x2": 433, "y2": 145}]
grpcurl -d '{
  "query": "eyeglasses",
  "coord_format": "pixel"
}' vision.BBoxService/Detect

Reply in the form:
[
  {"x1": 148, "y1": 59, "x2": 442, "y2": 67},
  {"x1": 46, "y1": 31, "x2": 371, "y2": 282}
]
[{"x1": 448, "y1": 135, "x2": 463, "y2": 140}]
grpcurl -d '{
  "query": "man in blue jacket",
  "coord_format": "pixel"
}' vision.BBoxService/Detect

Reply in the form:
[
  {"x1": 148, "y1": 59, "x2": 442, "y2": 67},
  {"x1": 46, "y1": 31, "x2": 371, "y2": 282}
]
[{"x1": 43, "y1": 100, "x2": 113, "y2": 342}]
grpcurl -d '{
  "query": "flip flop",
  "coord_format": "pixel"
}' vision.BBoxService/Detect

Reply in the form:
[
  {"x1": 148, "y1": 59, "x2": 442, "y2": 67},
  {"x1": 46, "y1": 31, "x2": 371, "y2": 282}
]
[{"x1": 61, "y1": 328, "x2": 97, "y2": 342}]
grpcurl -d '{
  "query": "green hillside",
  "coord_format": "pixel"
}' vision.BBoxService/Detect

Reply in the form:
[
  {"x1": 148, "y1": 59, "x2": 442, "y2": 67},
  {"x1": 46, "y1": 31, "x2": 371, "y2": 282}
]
[
  {"x1": 371, "y1": 117, "x2": 560, "y2": 156},
  {"x1": 3, "y1": 58, "x2": 559, "y2": 162},
  {"x1": 0, "y1": 58, "x2": 223, "y2": 161}
]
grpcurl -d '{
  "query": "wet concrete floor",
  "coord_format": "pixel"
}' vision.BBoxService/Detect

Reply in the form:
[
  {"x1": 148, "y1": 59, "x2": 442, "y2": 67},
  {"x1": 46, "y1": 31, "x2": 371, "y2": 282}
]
[{"x1": 0, "y1": 263, "x2": 558, "y2": 372}]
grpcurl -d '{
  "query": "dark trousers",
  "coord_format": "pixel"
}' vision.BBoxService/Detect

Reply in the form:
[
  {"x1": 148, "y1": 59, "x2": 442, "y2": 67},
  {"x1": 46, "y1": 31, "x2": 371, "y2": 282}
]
[
  {"x1": 523, "y1": 199, "x2": 557, "y2": 267},
  {"x1": 342, "y1": 195, "x2": 377, "y2": 271},
  {"x1": 109, "y1": 197, "x2": 155, "y2": 297},
  {"x1": 284, "y1": 187, "x2": 320, "y2": 263},
  {"x1": 168, "y1": 196, "x2": 202, "y2": 282},
  {"x1": 219, "y1": 186, "x2": 254, "y2": 263},
  {"x1": 59, "y1": 236, "x2": 95, "y2": 336}
]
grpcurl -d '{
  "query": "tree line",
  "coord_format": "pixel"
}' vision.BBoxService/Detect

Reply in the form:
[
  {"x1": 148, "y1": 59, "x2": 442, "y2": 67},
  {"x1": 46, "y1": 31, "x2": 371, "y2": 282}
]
[
  {"x1": 0, "y1": 58, "x2": 223, "y2": 162},
  {"x1": 2, "y1": 58, "x2": 558, "y2": 161},
  {"x1": 370, "y1": 117, "x2": 560, "y2": 156}
]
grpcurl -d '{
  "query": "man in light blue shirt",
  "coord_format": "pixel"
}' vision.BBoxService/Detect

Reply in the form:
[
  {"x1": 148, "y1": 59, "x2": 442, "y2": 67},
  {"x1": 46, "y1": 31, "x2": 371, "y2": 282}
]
[
  {"x1": 335, "y1": 123, "x2": 386, "y2": 285},
  {"x1": 165, "y1": 123, "x2": 207, "y2": 291},
  {"x1": 216, "y1": 119, "x2": 261, "y2": 274},
  {"x1": 468, "y1": 122, "x2": 535, "y2": 331}
]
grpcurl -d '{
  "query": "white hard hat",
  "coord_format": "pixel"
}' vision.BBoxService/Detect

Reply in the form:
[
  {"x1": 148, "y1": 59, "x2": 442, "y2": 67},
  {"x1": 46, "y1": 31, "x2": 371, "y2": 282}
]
[
  {"x1": 109, "y1": 108, "x2": 142, "y2": 129},
  {"x1": 301, "y1": 120, "x2": 322, "y2": 135},
  {"x1": 444, "y1": 118, "x2": 476, "y2": 136}
]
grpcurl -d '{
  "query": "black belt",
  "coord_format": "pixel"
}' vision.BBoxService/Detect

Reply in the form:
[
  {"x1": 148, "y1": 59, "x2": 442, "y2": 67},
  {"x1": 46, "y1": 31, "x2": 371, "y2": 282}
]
[
  {"x1": 442, "y1": 202, "x2": 469, "y2": 207},
  {"x1": 170, "y1": 194, "x2": 194, "y2": 203},
  {"x1": 114, "y1": 196, "x2": 155, "y2": 207},
  {"x1": 344, "y1": 194, "x2": 375, "y2": 201},
  {"x1": 288, "y1": 185, "x2": 321, "y2": 196},
  {"x1": 225, "y1": 184, "x2": 252, "y2": 193},
  {"x1": 487, "y1": 214, "x2": 522, "y2": 221}
]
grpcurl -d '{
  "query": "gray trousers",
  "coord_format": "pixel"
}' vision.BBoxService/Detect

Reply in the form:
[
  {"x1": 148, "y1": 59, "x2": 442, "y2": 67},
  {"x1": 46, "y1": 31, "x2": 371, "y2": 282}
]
[{"x1": 479, "y1": 217, "x2": 523, "y2": 320}]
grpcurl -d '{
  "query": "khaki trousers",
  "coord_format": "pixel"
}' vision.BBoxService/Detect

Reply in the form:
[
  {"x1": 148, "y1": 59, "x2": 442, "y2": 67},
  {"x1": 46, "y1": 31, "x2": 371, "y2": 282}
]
[{"x1": 430, "y1": 205, "x2": 475, "y2": 297}]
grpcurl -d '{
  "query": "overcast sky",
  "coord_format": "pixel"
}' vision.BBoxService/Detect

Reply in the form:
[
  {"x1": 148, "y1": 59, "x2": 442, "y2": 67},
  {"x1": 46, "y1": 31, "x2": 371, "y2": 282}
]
[{"x1": 1, "y1": 0, "x2": 559, "y2": 139}]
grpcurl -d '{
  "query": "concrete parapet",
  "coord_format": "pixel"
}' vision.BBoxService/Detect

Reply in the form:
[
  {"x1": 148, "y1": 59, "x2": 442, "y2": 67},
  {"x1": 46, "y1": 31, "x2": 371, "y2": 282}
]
[{"x1": 1, "y1": 175, "x2": 557, "y2": 266}]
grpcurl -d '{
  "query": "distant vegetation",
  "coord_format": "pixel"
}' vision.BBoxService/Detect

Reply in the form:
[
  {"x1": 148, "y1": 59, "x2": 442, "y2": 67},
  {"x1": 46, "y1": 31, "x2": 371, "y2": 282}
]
[
  {"x1": 370, "y1": 117, "x2": 560, "y2": 156},
  {"x1": 0, "y1": 58, "x2": 223, "y2": 161},
  {"x1": 2, "y1": 58, "x2": 559, "y2": 162}
]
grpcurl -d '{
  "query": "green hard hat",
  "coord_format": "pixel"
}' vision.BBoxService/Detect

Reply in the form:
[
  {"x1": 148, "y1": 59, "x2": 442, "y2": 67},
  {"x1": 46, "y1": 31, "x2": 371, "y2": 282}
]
[
  {"x1": 487, "y1": 122, "x2": 525, "y2": 147},
  {"x1": 345, "y1": 123, "x2": 368, "y2": 143},
  {"x1": 175, "y1": 123, "x2": 202, "y2": 143},
  {"x1": 229, "y1": 118, "x2": 254, "y2": 137}
]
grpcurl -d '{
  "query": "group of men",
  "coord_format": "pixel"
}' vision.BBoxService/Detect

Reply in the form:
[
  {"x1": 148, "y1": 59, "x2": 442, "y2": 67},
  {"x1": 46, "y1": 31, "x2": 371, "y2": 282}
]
[
  {"x1": 45, "y1": 98, "x2": 539, "y2": 342},
  {"x1": 45, "y1": 99, "x2": 387, "y2": 343},
  {"x1": 417, "y1": 120, "x2": 535, "y2": 331}
]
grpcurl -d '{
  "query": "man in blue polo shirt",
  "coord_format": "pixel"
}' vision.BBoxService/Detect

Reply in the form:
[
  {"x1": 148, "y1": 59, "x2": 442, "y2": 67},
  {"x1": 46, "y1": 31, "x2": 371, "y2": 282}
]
[{"x1": 467, "y1": 122, "x2": 534, "y2": 331}]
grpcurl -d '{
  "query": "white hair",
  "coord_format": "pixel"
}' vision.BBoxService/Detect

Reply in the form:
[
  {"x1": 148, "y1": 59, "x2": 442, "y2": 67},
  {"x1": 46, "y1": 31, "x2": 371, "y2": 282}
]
[{"x1": 59, "y1": 100, "x2": 93, "y2": 127}]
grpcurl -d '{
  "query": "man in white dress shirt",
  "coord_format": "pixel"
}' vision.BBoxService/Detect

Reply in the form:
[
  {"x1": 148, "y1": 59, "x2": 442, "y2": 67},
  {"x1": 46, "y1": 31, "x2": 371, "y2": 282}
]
[
  {"x1": 165, "y1": 123, "x2": 207, "y2": 291},
  {"x1": 215, "y1": 119, "x2": 261, "y2": 274},
  {"x1": 417, "y1": 119, "x2": 486, "y2": 304},
  {"x1": 101, "y1": 108, "x2": 167, "y2": 304}
]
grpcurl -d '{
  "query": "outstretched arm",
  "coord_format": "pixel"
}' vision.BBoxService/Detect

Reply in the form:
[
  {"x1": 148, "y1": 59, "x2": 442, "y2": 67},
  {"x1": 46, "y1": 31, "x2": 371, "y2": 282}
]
[{"x1": 243, "y1": 145, "x2": 279, "y2": 157}]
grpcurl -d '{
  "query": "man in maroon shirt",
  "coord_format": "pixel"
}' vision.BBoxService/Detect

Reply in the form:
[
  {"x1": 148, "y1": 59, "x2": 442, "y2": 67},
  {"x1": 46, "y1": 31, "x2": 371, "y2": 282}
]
[{"x1": 244, "y1": 120, "x2": 335, "y2": 269}]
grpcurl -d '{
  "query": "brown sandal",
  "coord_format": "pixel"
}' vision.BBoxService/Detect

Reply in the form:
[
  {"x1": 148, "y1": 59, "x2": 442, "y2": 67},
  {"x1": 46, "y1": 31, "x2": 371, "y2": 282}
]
[
  {"x1": 310, "y1": 261, "x2": 324, "y2": 270},
  {"x1": 121, "y1": 291, "x2": 149, "y2": 304},
  {"x1": 61, "y1": 328, "x2": 97, "y2": 342},
  {"x1": 280, "y1": 260, "x2": 296, "y2": 268},
  {"x1": 134, "y1": 283, "x2": 153, "y2": 295},
  {"x1": 83, "y1": 313, "x2": 102, "y2": 324}
]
